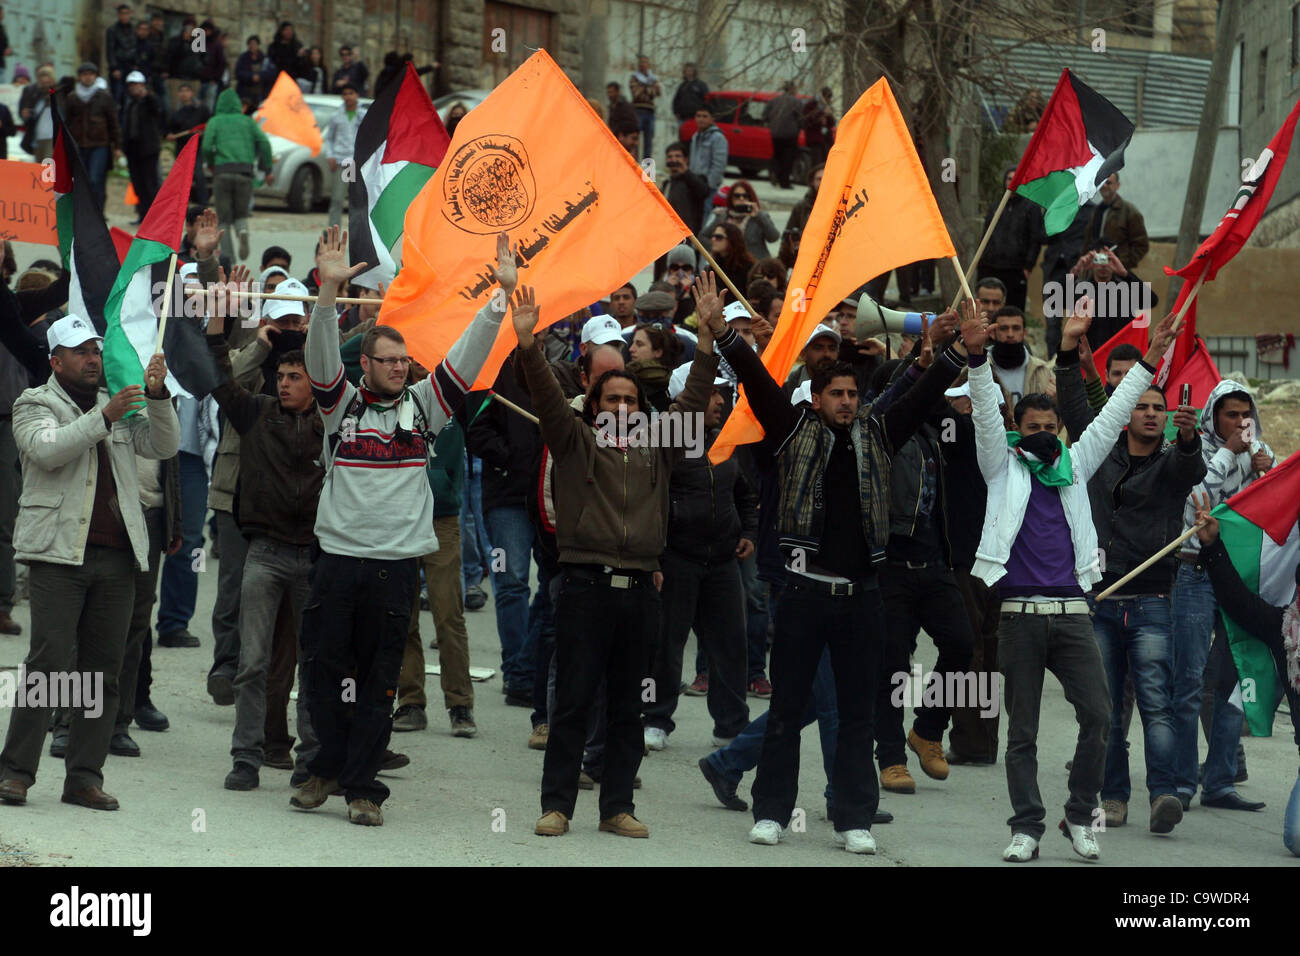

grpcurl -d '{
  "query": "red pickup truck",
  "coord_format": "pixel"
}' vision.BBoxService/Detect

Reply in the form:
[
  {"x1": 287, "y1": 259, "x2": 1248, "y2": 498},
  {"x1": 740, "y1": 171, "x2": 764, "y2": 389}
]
[{"x1": 677, "y1": 90, "x2": 833, "y2": 185}]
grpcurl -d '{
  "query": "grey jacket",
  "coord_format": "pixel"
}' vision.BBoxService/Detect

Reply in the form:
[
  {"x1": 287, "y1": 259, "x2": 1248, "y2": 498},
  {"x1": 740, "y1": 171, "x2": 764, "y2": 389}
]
[
  {"x1": 689, "y1": 125, "x2": 728, "y2": 192},
  {"x1": 12, "y1": 376, "x2": 179, "y2": 569}
]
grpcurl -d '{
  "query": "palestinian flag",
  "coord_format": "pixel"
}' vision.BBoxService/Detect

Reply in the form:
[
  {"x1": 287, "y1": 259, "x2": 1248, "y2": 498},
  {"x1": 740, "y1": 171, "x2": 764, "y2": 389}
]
[
  {"x1": 350, "y1": 62, "x2": 451, "y2": 289},
  {"x1": 1213, "y1": 449, "x2": 1300, "y2": 736},
  {"x1": 51, "y1": 95, "x2": 119, "y2": 336},
  {"x1": 102, "y1": 136, "x2": 222, "y2": 401},
  {"x1": 1008, "y1": 69, "x2": 1134, "y2": 235}
]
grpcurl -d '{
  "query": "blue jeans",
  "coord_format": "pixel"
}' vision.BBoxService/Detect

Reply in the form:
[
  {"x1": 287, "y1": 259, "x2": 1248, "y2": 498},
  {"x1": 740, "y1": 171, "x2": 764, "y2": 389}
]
[
  {"x1": 740, "y1": 555, "x2": 769, "y2": 680},
  {"x1": 707, "y1": 646, "x2": 836, "y2": 810},
  {"x1": 157, "y1": 451, "x2": 208, "y2": 638},
  {"x1": 1091, "y1": 595, "x2": 1177, "y2": 802},
  {"x1": 1286, "y1": 773, "x2": 1300, "y2": 856},
  {"x1": 1171, "y1": 563, "x2": 1242, "y2": 799},
  {"x1": 460, "y1": 456, "x2": 491, "y2": 593},
  {"x1": 484, "y1": 505, "x2": 538, "y2": 692},
  {"x1": 83, "y1": 145, "x2": 110, "y2": 213},
  {"x1": 636, "y1": 108, "x2": 655, "y2": 160}
]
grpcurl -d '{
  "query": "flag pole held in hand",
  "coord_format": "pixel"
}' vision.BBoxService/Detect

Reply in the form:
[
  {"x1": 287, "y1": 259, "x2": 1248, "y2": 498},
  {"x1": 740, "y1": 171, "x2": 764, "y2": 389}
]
[
  {"x1": 151, "y1": 252, "x2": 179, "y2": 385},
  {"x1": 1094, "y1": 523, "x2": 1205, "y2": 600}
]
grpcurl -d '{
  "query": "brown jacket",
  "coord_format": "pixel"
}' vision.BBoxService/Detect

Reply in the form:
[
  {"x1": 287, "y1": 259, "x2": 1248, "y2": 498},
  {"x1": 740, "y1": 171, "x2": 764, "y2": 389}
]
[
  {"x1": 61, "y1": 88, "x2": 121, "y2": 151},
  {"x1": 1085, "y1": 196, "x2": 1149, "y2": 271},
  {"x1": 519, "y1": 340, "x2": 718, "y2": 571}
]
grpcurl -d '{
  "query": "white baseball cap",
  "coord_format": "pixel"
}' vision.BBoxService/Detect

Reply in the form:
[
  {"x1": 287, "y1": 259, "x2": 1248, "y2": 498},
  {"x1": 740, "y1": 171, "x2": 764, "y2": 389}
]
[
  {"x1": 944, "y1": 383, "x2": 971, "y2": 399},
  {"x1": 178, "y1": 261, "x2": 200, "y2": 283},
  {"x1": 723, "y1": 301, "x2": 752, "y2": 323},
  {"x1": 47, "y1": 315, "x2": 103, "y2": 352},
  {"x1": 125, "y1": 70, "x2": 147, "y2": 84},
  {"x1": 668, "y1": 361, "x2": 729, "y2": 400},
  {"x1": 803, "y1": 321, "x2": 842, "y2": 349},
  {"x1": 262, "y1": 277, "x2": 310, "y2": 321},
  {"x1": 791, "y1": 381, "x2": 812, "y2": 406},
  {"x1": 581, "y1": 314, "x2": 624, "y2": 346}
]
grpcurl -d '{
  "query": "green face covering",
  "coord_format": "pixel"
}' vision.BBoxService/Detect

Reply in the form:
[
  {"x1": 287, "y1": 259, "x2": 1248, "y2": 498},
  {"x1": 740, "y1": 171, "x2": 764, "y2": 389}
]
[{"x1": 1006, "y1": 431, "x2": 1073, "y2": 486}]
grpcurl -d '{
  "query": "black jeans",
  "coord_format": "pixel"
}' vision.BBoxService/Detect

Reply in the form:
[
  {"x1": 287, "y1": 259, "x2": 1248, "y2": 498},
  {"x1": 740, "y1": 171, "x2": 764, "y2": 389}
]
[
  {"x1": 875, "y1": 562, "x2": 974, "y2": 767},
  {"x1": 540, "y1": 565, "x2": 660, "y2": 820},
  {"x1": 301, "y1": 552, "x2": 417, "y2": 805},
  {"x1": 643, "y1": 549, "x2": 749, "y2": 738},
  {"x1": 999, "y1": 608, "x2": 1111, "y2": 838},
  {"x1": 125, "y1": 151, "x2": 161, "y2": 218},
  {"x1": 948, "y1": 568, "x2": 1001, "y2": 760},
  {"x1": 752, "y1": 577, "x2": 883, "y2": 831},
  {"x1": 770, "y1": 136, "x2": 797, "y2": 188}
]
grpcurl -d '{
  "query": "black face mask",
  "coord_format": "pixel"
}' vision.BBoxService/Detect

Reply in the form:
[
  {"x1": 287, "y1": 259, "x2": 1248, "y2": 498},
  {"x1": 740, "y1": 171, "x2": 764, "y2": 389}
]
[
  {"x1": 991, "y1": 339, "x2": 1025, "y2": 369},
  {"x1": 268, "y1": 328, "x2": 306, "y2": 352},
  {"x1": 1018, "y1": 430, "x2": 1060, "y2": 462}
]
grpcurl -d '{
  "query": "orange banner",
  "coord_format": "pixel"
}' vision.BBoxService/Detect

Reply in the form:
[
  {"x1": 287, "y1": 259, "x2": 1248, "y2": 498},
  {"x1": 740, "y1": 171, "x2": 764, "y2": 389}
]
[
  {"x1": 0, "y1": 159, "x2": 57, "y2": 245},
  {"x1": 710, "y1": 77, "x2": 956, "y2": 463},
  {"x1": 256, "y1": 71, "x2": 322, "y2": 156},
  {"x1": 379, "y1": 49, "x2": 688, "y2": 389}
]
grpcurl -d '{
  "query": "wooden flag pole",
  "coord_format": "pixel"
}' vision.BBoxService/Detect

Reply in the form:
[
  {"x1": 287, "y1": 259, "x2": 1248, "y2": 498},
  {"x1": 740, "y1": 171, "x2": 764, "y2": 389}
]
[
  {"x1": 949, "y1": 254, "x2": 980, "y2": 316},
  {"x1": 223, "y1": 288, "x2": 372, "y2": 306},
  {"x1": 490, "y1": 390, "x2": 539, "y2": 425},
  {"x1": 151, "y1": 253, "x2": 180, "y2": 387},
  {"x1": 687, "y1": 234, "x2": 760, "y2": 319},
  {"x1": 949, "y1": 188, "x2": 1011, "y2": 311},
  {"x1": 1171, "y1": 263, "x2": 1210, "y2": 336},
  {"x1": 1095, "y1": 523, "x2": 1205, "y2": 600}
]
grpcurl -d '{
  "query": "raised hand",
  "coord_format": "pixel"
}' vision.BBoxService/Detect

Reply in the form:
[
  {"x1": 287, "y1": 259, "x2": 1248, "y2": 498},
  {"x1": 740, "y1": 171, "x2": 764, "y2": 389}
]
[
  {"x1": 192, "y1": 207, "x2": 223, "y2": 260},
  {"x1": 1061, "y1": 298, "x2": 1093, "y2": 350},
  {"x1": 1192, "y1": 491, "x2": 1219, "y2": 545},
  {"x1": 511, "y1": 285, "x2": 540, "y2": 347},
  {"x1": 317, "y1": 224, "x2": 368, "y2": 288},
  {"x1": 958, "y1": 305, "x2": 992, "y2": 355},
  {"x1": 490, "y1": 232, "x2": 518, "y2": 296},
  {"x1": 928, "y1": 309, "x2": 959, "y2": 347},
  {"x1": 690, "y1": 270, "x2": 726, "y2": 333},
  {"x1": 1143, "y1": 311, "x2": 1178, "y2": 366},
  {"x1": 1078, "y1": 333, "x2": 1100, "y2": 381},
  {"x1": 1172, "y1": 404, "x2": 1198, "y2": 440},
  {"x1": 143, "y1": 353, "x2": 168, "y2": 397},
  {"x1": 751, "y1": 315, "x2": 774, "y2": 351},
  {"x1": 917, "y1": 312, "x2": 934, "y2": 368}
]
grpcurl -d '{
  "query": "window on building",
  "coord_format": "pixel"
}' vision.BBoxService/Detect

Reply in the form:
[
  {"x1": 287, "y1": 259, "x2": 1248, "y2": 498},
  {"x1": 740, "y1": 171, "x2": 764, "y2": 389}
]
[
  {"x1": 1292, "y1": 4, "x2": 1300, "y2": 69},
  {"x1": 1088, "y1": 0, "x2": 1154, "y2": 38},
  {"x1": 482, "y1": 1, "x2": 555, "y2": 88},
  {"x1": 1258, "y1": 47, "x2": 1268, "y2": 114}
]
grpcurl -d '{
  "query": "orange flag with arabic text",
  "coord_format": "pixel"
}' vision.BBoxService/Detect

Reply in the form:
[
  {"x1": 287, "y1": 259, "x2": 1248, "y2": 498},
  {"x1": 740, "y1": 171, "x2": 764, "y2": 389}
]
[
  {"x1": 710, "y1": 78, "x2": 956, "y2": 463},
  {"x1": 378, "y1": 50, "x2": 688, "y2": 389},
  {"x1": 256, "y1": 71, "x2": 322, "y2": 156}
]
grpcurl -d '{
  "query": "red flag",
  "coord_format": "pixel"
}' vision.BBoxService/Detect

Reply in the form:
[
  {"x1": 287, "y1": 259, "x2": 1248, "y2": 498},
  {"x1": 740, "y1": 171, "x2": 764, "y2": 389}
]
[
  {"x1": 1167, "y1": 96, "x2": 1300, "y2": 283},
  {"x1": 1164, "y1": 337, "x2": 1221, "y2": 409},
  {"x1": 1089, "y1": 318, "x2": 1149, "y2": 380},
  {"x1": 136, "y1": 135, "x2": 199, "y2": 250},
  {"x1": 109, "y1": 227, "x2": 133, "y2": 264}
]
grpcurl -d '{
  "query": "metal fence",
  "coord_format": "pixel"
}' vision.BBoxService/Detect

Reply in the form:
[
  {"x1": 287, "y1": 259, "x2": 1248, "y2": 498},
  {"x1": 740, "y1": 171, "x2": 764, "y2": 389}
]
[{"x1": 1204, "y1": 336, "x2": 1300, "y2": 382}]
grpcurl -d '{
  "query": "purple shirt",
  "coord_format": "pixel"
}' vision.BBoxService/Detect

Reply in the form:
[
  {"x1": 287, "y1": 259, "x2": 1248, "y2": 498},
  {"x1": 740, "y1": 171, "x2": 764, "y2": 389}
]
[{"x1": 999, "y1": 480, "x2": 1085, "y2": 599}]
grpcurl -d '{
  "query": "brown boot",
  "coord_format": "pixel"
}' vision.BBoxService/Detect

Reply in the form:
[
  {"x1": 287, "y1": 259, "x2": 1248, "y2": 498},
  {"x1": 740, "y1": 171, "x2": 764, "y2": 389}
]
[
  {"x1": 0, "y1": 779, "x2": 28, "y2": 805},
  {"x1": 880, "y1": 764, "x2": 916, "y2": 794},
  {"x1": 0, "y1": 611, "x2": 20, "y2": 635},
  {"x1": 348, "y1": 799, "x2": 384, "y2": 826},
  {"x1": 907, "y1": 729, "x2": 950, "y2": 780},
  {"x1": 290, "y1": 776, "x2": 341, "y2": 810},
  {"x1": 536, "y1": 810, "x2": 569, "y2": 836},
  {"x1": 61, "y1": 786, "x2": 119, "y2": 811},
  {"x1": 598, "y1": 812, "x2": 649, "y2": 838}
]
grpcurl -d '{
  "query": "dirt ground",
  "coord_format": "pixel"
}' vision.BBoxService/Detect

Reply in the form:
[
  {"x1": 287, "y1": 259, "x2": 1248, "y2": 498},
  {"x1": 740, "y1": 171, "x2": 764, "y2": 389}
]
[{"x1": 1258, "y1": 401, "x2": 1300, "y2": 461}]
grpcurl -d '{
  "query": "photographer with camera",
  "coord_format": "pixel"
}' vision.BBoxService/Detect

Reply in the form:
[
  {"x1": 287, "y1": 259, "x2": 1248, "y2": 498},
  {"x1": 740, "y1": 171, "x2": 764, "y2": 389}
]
[
  {"x1": 703, "y1": 178, "x2": 780, "y2": 260},
  {"x1": 1068, "y1": 243, "x2": 1155, "y2": 350}
]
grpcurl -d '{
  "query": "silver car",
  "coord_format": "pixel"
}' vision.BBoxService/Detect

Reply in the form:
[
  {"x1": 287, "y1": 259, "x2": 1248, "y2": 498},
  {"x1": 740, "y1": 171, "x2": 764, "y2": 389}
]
[{"x1": 255, "y1": 92, "x2": 373, "y2": 212}]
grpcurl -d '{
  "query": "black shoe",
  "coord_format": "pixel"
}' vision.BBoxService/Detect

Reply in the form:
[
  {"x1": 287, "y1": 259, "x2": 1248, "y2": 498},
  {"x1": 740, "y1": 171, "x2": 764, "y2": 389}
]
[
  {"x1": 505, "y1": 690, "x2": 532, "y2": 708},
  {"x1": 465, "y1": 585, "x2": 487, "y2": 611},
  {"x1": 49, "y1": 732, "x2": 68, "y2": 758},
  {"x1": 134, "y1": 702, "x2": 170, "y2": 732},
  {"x1": 263, "y1": 750, "x2": 294, "y2": 770},
  {"x1": 698, "y1": 757, "x2": 747, "y2": 811},
  {"x1": 379, "y1": 749, "x2": 410, "y2": 772},
  {"x1": 206, "y1": 673, "x2": 235, "y2": 706},
  {"x1": 1201, "y1": 791, "x2": 1266, "y2": 811},
  {"x1": 158, "y1": 629, "x2": 200, "y2": 648},
  {"x1": 945, "y1": 748, "x2": 995, "y2": 766},
  {"x1": 109, "y1": 732, "x2": 140, "y2": 757},
  {"x1": 873, "y1": 809, "x2": 894, "y2": 824},
  {"x1": 1179, "y1": 793, "x2": 1191, "y2": 812},
  {"x1": 224, "y1": 762, "x2": 259, "y2": 791}
]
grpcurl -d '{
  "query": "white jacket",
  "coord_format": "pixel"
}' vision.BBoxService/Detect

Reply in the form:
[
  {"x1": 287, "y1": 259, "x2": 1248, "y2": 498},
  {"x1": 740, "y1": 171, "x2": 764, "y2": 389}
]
[
  {"x1": 970, "y1": 353, "x2": 1154, "y2": 591},
  {"x1": 12, "y1": 376, "x2": 180, "y2": 570}
]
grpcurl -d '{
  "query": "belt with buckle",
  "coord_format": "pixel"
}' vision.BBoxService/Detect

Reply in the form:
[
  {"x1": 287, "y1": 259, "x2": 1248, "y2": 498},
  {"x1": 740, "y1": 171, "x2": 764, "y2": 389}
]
[
  {"x1": 1000, "y1": 599, "x2": 1090, "y2": 616},
  {"x1": 787, "y1": 575, "x2": 864, "y2": 597},
  {"x1": 887, "y1": 559, "x2": 933, "y2": 570},
  {"x1": 565, "y1": 564, "x2": 651, "y2": 590},
  {"x1": 1177, "y1": 552, "x2": 1200, "y2": 566}
]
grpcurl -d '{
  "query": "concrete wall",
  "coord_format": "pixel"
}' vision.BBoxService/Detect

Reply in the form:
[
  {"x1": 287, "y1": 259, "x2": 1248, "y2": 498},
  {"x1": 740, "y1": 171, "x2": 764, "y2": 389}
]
[{"x1": 1239, "y1": 0, "x2": 1300, "y2": 231}]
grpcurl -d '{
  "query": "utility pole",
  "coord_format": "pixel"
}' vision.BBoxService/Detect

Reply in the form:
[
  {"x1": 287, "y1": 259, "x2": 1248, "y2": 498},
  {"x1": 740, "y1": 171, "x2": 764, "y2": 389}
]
[{"x1": 1168, "y1": 0, "x2": 1241, "y2": 305}]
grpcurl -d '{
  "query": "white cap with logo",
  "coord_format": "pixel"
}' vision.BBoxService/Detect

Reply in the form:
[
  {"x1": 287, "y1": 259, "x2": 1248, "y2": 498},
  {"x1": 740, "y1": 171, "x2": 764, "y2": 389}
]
[
  {"x1": 723, "y1": 301, "x2": 752, "y2": 324},
  {"x1": 804, "y1": 321, "x2": 842, "y2": 349},
  {"x1": 46, "y1": 315, "x2": 103, "y2": 352},
  {"x1": 581, "y1": 314, "x2": 624, "y2": 346},
  {"x1": 125, "y1": 70, "x2": 147, "y2": 84},
  {"x1": 262, "y1": 278, "x2": 310, "y2": 321},
  {"x1": 668, "y1": 361, "x2": 729, "y2": 400}
]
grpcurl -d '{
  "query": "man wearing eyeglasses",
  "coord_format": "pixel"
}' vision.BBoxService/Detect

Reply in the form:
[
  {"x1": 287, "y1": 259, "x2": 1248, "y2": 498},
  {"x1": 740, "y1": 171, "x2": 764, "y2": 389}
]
[
  {"x1": 0, "y1": 316, "x2": 179, "y2": 812},
  {"x1": 291, "y1": 225, "x2": 515, "y2": 827}
]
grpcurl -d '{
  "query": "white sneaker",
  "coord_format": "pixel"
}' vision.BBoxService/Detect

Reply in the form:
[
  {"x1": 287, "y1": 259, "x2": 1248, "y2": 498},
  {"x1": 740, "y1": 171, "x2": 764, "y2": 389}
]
[
  {"x1": 711, "y1": 735, "x2": 735, "y2": 748},
  {"x1": 644, "y1": 727, "x2": 668, "y2": 751},
  {"x1": 832, "y1": 828, "x2": 876, "y2": 854},
  {"x1": 1002, "y1": 833, "x2": 1039, "y2": 862},
  {"x1": 1059, "y1": 820, "x2": 1100, "y2": 861},
  {"x1": 748, "y1": 819, "x2": 783, "y2": 845}
]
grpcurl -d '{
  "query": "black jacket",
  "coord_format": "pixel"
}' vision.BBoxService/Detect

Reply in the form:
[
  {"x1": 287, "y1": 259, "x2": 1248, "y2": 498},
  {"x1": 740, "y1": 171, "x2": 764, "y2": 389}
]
[
  {"x1": 936, "y1": 410, "x2": 985, "y2": 570},
  {"x1": 167, "y1": 102, "x2": 209, "y2": 154},
  {"x1": 0, "y1": 271, "x2": 71, "y2": 385},
  {"x1": 122, "y1": 92, "x2": 165, "y2": 155},
  {"x1": 466, "y1": 354, "x2": 544, "y2": 514},
  {"x1": 672, "y1": 78, "x2": 709, "y2": 119},
  {"x1": 666, "y1": 429, "x2": 758, "y2": 565},
  {"x1": 1057, "y1": 349, "x2": 1205, "y2": 592},
  {"x1": 168, "y1": 33, "x2": 207, "y2": 79},
  {"x1": 978, "y1": 193, "x2": 1044, "y2": 271},
  {"x1": 662, "y1": 169, "x2": 711, "y2": 235},
  {"x1": 207, "y1": 335, "x2": 325, "y2": 545},
  {"x1": 105, "y1": 22, "x2": 137, "y2": 73},
  {"x1": 887, "y1": 418, "x2": 955, "y2": 566},
  {"x1": 267, "y1": 38, "x2": 303, "y2": 75}
]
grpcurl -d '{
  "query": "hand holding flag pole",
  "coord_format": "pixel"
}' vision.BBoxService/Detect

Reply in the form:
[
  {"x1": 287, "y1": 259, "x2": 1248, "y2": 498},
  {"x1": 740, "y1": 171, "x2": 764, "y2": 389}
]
[{"x1": 1095, "y1": 523, "x2": 1206, "y2": 600}]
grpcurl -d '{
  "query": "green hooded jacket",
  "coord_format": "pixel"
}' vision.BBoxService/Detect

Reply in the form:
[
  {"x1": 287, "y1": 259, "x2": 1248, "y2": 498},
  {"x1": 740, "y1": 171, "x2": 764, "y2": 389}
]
[{"x1": 201, "y1": 88, "x2": 272, "y2": 175}]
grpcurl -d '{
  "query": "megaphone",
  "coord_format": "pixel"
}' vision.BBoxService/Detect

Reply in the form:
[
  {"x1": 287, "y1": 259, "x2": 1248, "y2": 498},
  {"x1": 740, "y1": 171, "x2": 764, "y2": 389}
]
[{"x1": 855, "y1": 295, "x2": 929, "y2": 337}]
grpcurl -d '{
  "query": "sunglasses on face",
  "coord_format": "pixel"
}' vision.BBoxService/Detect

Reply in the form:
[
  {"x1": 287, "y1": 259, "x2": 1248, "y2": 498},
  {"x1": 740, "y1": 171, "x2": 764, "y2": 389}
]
[{"x1": 668, "y1": 263, "x2": 692, "y2": 272}]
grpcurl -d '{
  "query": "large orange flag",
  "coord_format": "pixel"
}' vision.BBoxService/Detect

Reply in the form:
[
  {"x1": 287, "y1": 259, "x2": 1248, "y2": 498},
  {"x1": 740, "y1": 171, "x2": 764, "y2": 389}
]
[
  {"x1": 256, "y1": 71, "x2": 322, "y2": 156},
  {"x1": 379, "y1": 50, "x2": 688, "y2": 388},
  {"x1": 710, "y1": 78, "x2": 956, "y2": 463}
]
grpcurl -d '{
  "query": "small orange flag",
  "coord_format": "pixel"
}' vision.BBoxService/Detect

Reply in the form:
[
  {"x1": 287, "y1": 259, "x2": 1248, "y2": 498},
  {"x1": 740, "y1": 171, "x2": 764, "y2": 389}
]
[
  {"x1": 709, "y1": 78, "x2": 956, "y2": 463},
  {"x1": 124, "y1": 182, "x2": 138, "y2": 207},
  {"x1": 255, "y1": 71, "x2": 322, "y2": 156},
  {"x1": 379, "y1": 50, "x2": 688, "y2": 389}
]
